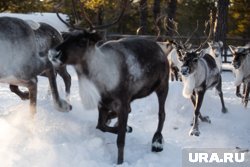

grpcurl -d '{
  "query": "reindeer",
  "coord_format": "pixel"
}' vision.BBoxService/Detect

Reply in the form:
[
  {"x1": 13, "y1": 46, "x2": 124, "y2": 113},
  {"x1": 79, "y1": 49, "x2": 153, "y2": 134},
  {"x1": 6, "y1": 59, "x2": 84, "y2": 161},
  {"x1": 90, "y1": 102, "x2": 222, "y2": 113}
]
[
  {"x1": 157, "y1": 41, "x2": 181, "y2": 81},
  {"x1": 203, "y1": 41, "x2": 223, "y2": 72},
  {"x1": 156, "y1": 17, "x2": 198, "y2": 82},
  {"x1": 0, "y1": 16, "x2": 71, "y2": 115},
  {"x1": 49, "y1": 30, "x2": 169, "y2": 164},
  {"x1": 52, "y1": 1, "x2": 169, "y2": 164},
  {"x1": 9, "y1": 22, "x2": 71, "y2": 100},
  {"x1": 174, "y1": 42, "x2": 228, "y2": 136},
  {"x1": 229, "y1": 44, "x2": 250, "y2": 107}
]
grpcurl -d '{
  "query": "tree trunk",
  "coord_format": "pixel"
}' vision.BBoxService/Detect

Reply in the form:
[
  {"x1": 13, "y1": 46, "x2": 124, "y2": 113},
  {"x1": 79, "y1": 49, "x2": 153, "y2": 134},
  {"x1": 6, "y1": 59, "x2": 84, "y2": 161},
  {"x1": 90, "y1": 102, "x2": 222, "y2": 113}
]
[
  {"x1": 214, "y1": 0, "x2": 229, "y2": 42},
  {"x1": 139, "y1": 0, "x2": 148, "y2": 35},
  {"x1": 153, "y1": 0, "x2": 161, "y2": 22},
  {"x1": 97, "y1": 7, "x2": 103, "y2": 26},
  {"x1": 214, "y1": 0, "x2": 230, "y2": 62},
  {"x1": 165, "y1": 0, "x2": 177, "y2": 37}
]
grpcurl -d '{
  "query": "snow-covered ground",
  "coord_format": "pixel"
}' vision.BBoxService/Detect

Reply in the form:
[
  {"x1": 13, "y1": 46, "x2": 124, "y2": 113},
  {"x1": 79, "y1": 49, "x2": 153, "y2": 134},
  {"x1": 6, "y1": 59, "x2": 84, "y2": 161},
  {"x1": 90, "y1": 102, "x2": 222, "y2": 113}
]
[{"x1": 0, "y1": 13, "x2": 249, "y2": 167}]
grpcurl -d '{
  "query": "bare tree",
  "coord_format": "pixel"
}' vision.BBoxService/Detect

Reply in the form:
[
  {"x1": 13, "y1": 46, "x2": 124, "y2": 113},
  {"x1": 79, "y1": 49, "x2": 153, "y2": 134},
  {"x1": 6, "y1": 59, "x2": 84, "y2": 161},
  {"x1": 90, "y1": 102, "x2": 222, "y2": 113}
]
[
  {"x1": 139, "y1": 0, "x2": 148, "y2": 34},
  {"x1": 153, "y1": 0, "x2": 161, "y2": 22},
  {"x1": 214, "y1": 0, "x2": 230, "y2": 61},
  {"x1": 97, "y1": 7, "x2": 104, "y2": 25},
  {"x1": 214, "y1": 0, "x2": 229, "y2": 42}
]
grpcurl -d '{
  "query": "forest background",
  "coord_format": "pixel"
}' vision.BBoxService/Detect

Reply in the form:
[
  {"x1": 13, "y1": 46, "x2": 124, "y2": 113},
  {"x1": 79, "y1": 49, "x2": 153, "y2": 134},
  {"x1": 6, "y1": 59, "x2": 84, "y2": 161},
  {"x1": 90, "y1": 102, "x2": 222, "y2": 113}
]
[{"x1": 0, "y1": 0, "x2": 249, "y2": 45}]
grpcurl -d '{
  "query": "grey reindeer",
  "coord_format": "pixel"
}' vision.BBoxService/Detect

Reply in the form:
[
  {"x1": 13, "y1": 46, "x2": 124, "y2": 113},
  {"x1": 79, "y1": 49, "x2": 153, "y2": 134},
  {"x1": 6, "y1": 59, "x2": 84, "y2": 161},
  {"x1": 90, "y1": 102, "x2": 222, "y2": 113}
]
[
  {"x1": 174, "y1": 42, "x2": 228, "y2": 136},
  {"x1": 0, "y1": 16, "x2": 71, "y2": 115},
  {"x1": 9, "y1": 21, "x2": 71, "y2": 101},
  {"x1": 229, "y1": 43, "x2": 250, "y2": 107}
]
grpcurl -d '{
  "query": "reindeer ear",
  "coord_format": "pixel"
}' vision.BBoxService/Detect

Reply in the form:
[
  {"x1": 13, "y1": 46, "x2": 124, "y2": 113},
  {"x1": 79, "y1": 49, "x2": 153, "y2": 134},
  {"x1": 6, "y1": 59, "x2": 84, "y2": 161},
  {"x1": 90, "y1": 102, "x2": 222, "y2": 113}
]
[
  {"x1": 193, "y1": 57, "x2": 199, "y2": 63},
  {"x1": 218, "y1": 41, "x2": 223, "y2": 47},
  {"x1": 195, "y1": 49, "x2": 202, "y2": 55},
  {"x1": 242, "y1": 48, "x2": 250, "y2": 54},
  {"x1": 176, "y1": 49, "x2": 184, "y2": 60},
  {"x1": 61, "y1": 32, "x2": 70, "y2": 40},
  {"x1": 228, "y1": 45, "x2": 236, "y2": 54}
]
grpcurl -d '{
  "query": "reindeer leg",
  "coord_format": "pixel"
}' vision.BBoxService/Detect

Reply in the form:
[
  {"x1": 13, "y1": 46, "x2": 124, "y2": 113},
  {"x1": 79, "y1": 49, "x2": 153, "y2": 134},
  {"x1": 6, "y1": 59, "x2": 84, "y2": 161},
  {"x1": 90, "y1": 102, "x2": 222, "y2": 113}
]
[
  {"x1": 26, "y1": 78, "x2": 37, "y2": 117},
  {"x1": 189, "y1": 90, "x2": 205, "y2": 136},
  {"x1": 243, "y1": 82, "x2": 250, "y2": 108},
  {"x1": 190, "y1": 90, "x2": 211, "y2": 123},
  {"x1": 45, "y1": 63, "x2": 72, "y2": 112},
  {"x1": 57, "y1": 65, "x2": 71, "y2": 100},
  {"x1": 216, "y1": 75, "x2": 228, "y2": 113},
  {"x1": 173, "y1": 67, "x2": 179, "y2": 81},
  {"x1": 190, "y1": 92, "x2": 195, "y2": 126},
  {"x1": 9, "y1": 85, "x2": 29, "y2": 100},
  {"x1": 96, "y1": 104, "x2": 118, "y2": 134},
  {"x1": 97, "y1": 102, "x2": 132, "y2": 134},
  {"x1": 170, "y1": 71, "x2": 174, "y2": 81},
  {"x1": 116, "y1": 99, "x2": 130, "y2": 164},
  {"x1": 236, "y1": 84, "x2": 243, "y2": 98},
  {"x1": 152, "y1": 79, "x2": 168, "y2": 152}
]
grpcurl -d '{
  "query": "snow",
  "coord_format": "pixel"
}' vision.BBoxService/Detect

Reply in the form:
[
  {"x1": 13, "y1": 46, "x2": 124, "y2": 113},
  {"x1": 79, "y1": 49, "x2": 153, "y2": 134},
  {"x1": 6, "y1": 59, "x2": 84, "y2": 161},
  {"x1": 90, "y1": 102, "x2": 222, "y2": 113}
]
[{"x1": 0, "y1": 13, "x2": 250, "y2": 167}]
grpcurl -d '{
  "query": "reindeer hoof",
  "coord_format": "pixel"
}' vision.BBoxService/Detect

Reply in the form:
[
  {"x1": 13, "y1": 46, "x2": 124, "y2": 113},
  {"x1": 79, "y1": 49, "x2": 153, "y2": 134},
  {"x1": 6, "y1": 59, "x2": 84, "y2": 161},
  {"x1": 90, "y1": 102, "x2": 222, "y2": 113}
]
[
  {"x1": 151, "y1": 132, "x2": 164, "y2": 152},
  {"x1": 200, "y1": 116, "x2": 211, "y2": 123},
  {"x1": 236, "y1": 93, "x2": 243, "y2": 98},
  {"x1": 189, "y1": 128, "x2": 200, "y2": 136},
  {"x1": 190, "y1": 121, "x2": 194, "y2": 126},
  {"x1": 243, "y1": 100, "x2": 248, "y2": 108},
  {"x1": 222, "y1": 107, "x2": 228, "y2": 113},
  {"x1": 55, "y1": 99, "x2": 72, "y2": 112},
  {"x1": 20, "y1": 91, "x2": 30, "y2": 100},
  {"x1": 126, "y1": 126, "x2": 133, "y2": 133}
]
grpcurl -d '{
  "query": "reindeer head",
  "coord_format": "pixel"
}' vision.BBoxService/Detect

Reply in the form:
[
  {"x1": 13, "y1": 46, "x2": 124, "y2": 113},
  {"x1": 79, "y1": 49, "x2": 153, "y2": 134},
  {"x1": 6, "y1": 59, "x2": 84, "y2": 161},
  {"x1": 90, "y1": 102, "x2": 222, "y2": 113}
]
[
  {"x1": 229, "y1": 45, "x2": 250, "y2": 69},
  {"x1": 176, "y1": 48, "x2": 200, "y2": 77},
  {"x1": 208, "y1": 41, "x2": 223, "y2": 58},
  {"x1": 49, "y1": 30, "x2": 102, "y2": 67}
]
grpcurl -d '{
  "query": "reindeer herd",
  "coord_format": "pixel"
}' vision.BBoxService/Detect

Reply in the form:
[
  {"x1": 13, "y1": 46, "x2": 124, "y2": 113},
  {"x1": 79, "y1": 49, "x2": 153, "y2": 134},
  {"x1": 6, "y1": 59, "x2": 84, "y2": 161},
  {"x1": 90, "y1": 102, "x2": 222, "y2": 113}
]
[{"x1": 0, "y1": 15, "x2": 249, "y2": 164}]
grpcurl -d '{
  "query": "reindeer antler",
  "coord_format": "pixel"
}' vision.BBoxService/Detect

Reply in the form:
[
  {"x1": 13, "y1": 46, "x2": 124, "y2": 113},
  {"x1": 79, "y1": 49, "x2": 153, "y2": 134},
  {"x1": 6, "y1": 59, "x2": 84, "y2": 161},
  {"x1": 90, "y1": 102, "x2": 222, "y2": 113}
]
[
  {"x1": 184, "y1": 20, "x2": 199, "y2": 46},
  {"x1": 56, "y1": 0, "x2": 129, "y2": 31},
  {"x1": 165, "y1": 18, "x2": 186, "y2": 48},
  {"x1": 80, "y1": 0, "x2": 129, "y2": 30},
  {"x1": 194, "y1": 10, "x2": 213, "y2": 52},
  {"x1": 154, "y1": 15, "x2": 168, "y2": 40}
]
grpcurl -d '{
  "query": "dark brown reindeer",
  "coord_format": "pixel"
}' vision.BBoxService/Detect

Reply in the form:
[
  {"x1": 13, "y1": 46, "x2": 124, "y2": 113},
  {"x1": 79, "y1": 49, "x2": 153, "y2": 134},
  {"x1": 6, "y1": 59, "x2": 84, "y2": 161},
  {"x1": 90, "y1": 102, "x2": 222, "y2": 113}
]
[
  {"x1": 49, "y1": 5, "x2": 169, "y2": 163},
  {"x1": 9, "y1": 22, "x2": 71, "y2": 100},
  {"x1": 229, "y1": 44, "x2": 250, "y2": 107},
  {"x1": 0, "y1": 17, "x2": 71, "y2": 116}
]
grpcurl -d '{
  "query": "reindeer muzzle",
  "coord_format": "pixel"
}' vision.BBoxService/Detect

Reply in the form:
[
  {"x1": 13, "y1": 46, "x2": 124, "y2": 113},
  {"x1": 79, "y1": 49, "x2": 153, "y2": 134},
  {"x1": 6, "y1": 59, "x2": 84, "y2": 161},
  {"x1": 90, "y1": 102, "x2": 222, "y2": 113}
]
[{"x1": 181, "y1": 66, "x2": 190, "y2": 76}]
